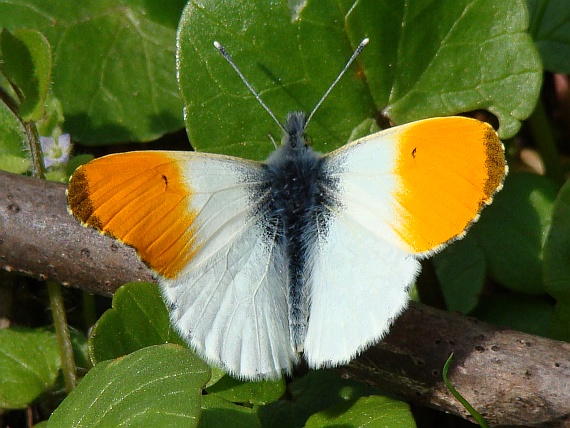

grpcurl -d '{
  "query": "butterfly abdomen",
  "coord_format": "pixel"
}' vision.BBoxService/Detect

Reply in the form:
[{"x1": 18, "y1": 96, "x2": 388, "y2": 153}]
[{"x1": 260, "y1": 113, "x2": 337, "y2": 352}]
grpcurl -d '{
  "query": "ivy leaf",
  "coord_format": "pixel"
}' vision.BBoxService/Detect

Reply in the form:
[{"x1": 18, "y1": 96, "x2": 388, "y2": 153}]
[
  {"x1": 48, "y1": 344, "x2": 210, "y2": 428},
  {"x1": 257, "y1": 370, "x2": 382, "y2": 428},
  {"x1": 205, "y1": 375, "x2": 285, "y2": 406},
  {"x1": 0, "y1": 0, "x2": 187, "y2": 144},
  {"x1": 528, "y1": 0, "x2": 570, "y2": 73},
  {"x1": 201, "y1": 395, "x2": 261, "y2": 428},
  {"x1": 544, "y1": 179, "x2": 570, "y2": 301},
  {"x1": 0, "y1": 99, "x2": 28, "y2": 173},
  {"x1": 474, "y1": 173, "x2": 558, "y2": 294},
  {"x1": 0, "y1": 328, "x2": 60, "y2": 409},
  {"x1": 305, "y1": 395, "x2": 416, "y2": 428},
  {"x1": 433, "y1": 234, "x2": 487, "y2": 313},
  {"x1": 89, "y1": 282, "x2": 185, "y2": 365},
  {"x1": 177, "y1": 0, "x2": 541, "y2": 160},
  {"x1": 0, "y1": 28, "x2": 52, "y2": 121}
]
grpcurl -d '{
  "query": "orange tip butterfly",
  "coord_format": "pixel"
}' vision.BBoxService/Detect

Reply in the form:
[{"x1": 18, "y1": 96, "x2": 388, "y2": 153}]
[{"x1": 67, "y1": 39, "x2": 506, "y2": 380}]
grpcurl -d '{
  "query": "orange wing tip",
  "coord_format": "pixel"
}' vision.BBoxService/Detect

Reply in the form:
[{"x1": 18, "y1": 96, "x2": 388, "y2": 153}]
[
  {"x1": 481, "y1": 125, "x2": 508, "y2": 200},
  {"x1": 67, "y1": 167, "x2": 104, "y2": 229},
  {"x1": 67, "y1": 152, "x2": 199, "y2": 279},
  {"x1": 393, "y1": 117, "x2": 507, "y2": 255}
]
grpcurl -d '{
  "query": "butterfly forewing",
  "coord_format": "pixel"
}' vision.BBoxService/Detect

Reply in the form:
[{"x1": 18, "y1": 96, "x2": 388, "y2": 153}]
[{"x1": 68, "y1": 151, "x2": 297, "y2": 379}]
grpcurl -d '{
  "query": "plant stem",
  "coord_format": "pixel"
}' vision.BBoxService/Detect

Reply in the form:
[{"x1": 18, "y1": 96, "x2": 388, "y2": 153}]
[
  {"x1": 47, "y1": 280, "x2": 77, "y2": 393},
  {"x1": 24, "y1": 120, "x2": 46, "y2": 179}
]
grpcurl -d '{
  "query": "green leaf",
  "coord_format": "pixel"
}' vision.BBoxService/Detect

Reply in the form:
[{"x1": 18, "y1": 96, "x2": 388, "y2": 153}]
[
  {"x1": 0, "y1": 328, "x2": 60, "y2": 409},
  {"x1": 304, "y1": 395, "x2": 416, "y2": 428},
  {"x1": 0, "y1": 28, "x2": 52, "y2": 121},
  {"x1": 69, "y1": 327, "x2": 92, "y2": 371},
  {"x1": 177, "y1": 0, "x2": 541, "y2": 160},
  {"x1": 474, "y1": 172, "x2": 558, "y2": 294},
  {"x1": 0, "y1": 0, "x2": 186, "y2": 144},
  {"x1": 0, "y1": 99, "x2": 29, "y2": 173},
  {"x1": 543, "y1": 179, "x2": 570, "y2": 300},
  {"x1": 48, "y1": 344, "x2": 210, "y2": 428},
  {"x1": 89, "y1": 282, "x2": 185, "y2": 364},
  {"x1": 205, "y1": 375, "x2": 285, "y2": 405},
  {"x1": 472, "y1": 293, "x2": 553, "y2": 336},
  {"x1": 257, "y1": 370, "x2": 380, "y2": 428},
  {"x1": 201, "y1": 394, "x2": 261, "y2": 428},
  {"x1": 528, "y1": 0, "x2": 570, "y2": 73},
  {"x1": 433, "y1": 234, "x2": 486, "y2": 313}
]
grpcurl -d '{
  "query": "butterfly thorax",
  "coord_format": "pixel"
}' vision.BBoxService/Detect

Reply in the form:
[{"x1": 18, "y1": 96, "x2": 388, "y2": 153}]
[{"x1": 261, "y1": 112, "x2": 336, "y2": 353}]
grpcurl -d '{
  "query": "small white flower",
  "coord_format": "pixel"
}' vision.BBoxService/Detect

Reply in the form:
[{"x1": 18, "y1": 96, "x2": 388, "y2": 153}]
[{"x1": 40, "y1": 134, "x2": 71, "y2": 168}]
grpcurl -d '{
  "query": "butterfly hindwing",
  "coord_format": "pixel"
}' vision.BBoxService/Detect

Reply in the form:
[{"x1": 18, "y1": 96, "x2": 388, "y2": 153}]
[{"x1": 304, "y1": 207, "x2": 419, "y2": 367}]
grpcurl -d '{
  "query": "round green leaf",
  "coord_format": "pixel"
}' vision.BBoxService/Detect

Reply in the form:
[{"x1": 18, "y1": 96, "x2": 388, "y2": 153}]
[
  {"x1": 48, "y1": 344, "x2": 210, "y2": 428},
  {"x1": 201, "y1": 395, "x2": 261, "y2": 428},
  {"x1": 0, "y1": 328, "x2": 60, "y2": 409},
  {"x1": 257, "y1": 370, "x2": 380, "y2": 428},
  {"x1": 304, "y1": 395, "x2": 416, "y2": 428},
  {"x1": 0, "y1": 29, "x2": 52, "y2": 121},
  {"x1": 528, "y1": 0, "x2": 570, "y2": 73},
  {"x1": 0, "y1": 99, "x2": 29, "y2": 173},
  {"x1": 0, "y1": 0, "x2": 186, "y2": 144},
  {"x1": 376, "y1": 0, "x2": 541, "y2": 138},
  {"x1": 544, "y1": 179, "x2": 570, "y2": 300},
  {"x1": 205, "y1": 375, "x2": 285, "y2": 405},
  {"x1": 474, "y1": 172, "x2": 558, "y2": 294},
  {"x1": 65, "y1": 153, "x2": 94, "y2": 179},
  {"x1": 177, "y1": 0, "x2": 541, "y2": 160},
  {"x1": 89, "y1": 282, "x2": 185, "y2": 364}
]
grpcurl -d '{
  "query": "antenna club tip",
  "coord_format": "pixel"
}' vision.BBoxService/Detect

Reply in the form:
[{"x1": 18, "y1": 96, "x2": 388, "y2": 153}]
[
  {"x1": 213, "y1": 41, "x2": 222, "y2": 49},
  {"x1": 361, "y1": 38, "x2": 370, "y2": 45}
]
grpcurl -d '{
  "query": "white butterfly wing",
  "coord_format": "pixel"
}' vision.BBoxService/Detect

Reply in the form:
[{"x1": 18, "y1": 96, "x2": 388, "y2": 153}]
[
  {"x1": 303, "y1": 129, "x2": 419, "y2": 366},
  {"x1": 304, "y1": 117, "x2": 505, "y2": 367},
  {"x1": 304, "y1": 210, "x2": 419, "y2": 367},
  {"x1": 68, "y1": 151, "x2": 296, "y2": 379},
  {"x1": 158, "y1": 153, "x2": 298, "y2": 379}
]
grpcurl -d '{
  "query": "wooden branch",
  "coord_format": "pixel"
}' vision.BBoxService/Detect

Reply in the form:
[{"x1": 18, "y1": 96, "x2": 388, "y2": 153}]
[
  {"x1": 0, "y1": 170, "x2": 153, "y2": 296},
  {"x1": 347, "y1": 305, "x2": 570, "y2": 426},
  {"x1": 1, "y1": 170, "x2": 569, "y2": 426}
]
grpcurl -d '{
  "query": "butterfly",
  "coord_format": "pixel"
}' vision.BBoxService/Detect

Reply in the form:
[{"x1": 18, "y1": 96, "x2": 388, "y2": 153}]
[{"x1": 67, "y1": 39, "x2": 506, "y2": 380}]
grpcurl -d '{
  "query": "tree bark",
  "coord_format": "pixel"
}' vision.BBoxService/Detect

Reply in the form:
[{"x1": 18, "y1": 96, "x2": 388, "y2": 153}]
[
  {"x1": 346, "y1": 304, "x2": 570, "y2": 427},
  {"x1": 1, "y1": 170, "x2": 569, "y2": 426},
  {"x1": 0, "y1": 170, "x2": 153, "y2": 296}
]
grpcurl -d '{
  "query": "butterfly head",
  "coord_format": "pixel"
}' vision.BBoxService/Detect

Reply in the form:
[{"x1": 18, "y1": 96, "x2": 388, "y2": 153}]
[{"x1": 283, "y1": 112, "x2": 310, "y2": 150}]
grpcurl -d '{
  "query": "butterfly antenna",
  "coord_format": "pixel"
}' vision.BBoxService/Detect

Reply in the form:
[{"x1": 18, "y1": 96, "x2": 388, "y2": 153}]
[
  {"x1": 214, "y1": 41, "x2": 287, "y2": 134},
  {"x1": 305, "y1": 38, "x2": 369, "y2": 129}
]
